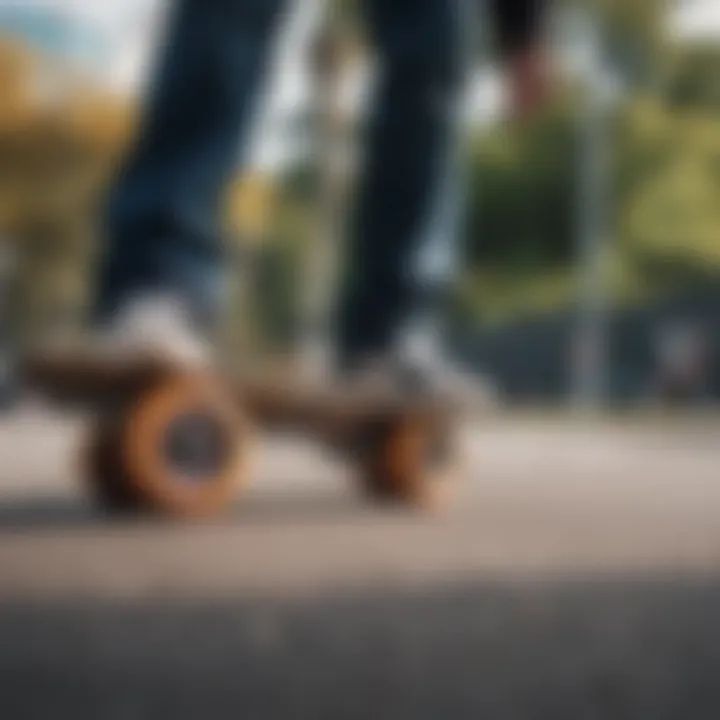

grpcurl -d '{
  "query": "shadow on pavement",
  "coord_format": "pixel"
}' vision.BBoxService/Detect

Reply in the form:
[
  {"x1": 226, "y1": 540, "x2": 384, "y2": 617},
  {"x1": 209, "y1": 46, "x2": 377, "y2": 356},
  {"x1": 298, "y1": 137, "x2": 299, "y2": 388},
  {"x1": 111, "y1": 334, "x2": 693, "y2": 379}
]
[
  {"x1": 1, "y1": 574, "x2": 719, "y2": 719},
  {"x1": 0, "y1": 496, "x2": 97, "y2": 530},
  {"x1": 0, "y1": 491, "x2": 371, "y2": 533}
]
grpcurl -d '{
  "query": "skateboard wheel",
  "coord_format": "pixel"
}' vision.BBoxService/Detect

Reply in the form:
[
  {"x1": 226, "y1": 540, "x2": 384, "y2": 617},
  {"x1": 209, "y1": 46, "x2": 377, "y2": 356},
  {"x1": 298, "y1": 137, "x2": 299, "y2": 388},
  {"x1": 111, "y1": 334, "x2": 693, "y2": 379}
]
[
  {"x1": 113, "y1": 372, "x2": 250, "y2": 518},
  {"x1": 360, "y1": 414, "x2": 457, "y2": 509},
  {"x1": 82, "y1": 418, "x2": 143, "y2": 515}
]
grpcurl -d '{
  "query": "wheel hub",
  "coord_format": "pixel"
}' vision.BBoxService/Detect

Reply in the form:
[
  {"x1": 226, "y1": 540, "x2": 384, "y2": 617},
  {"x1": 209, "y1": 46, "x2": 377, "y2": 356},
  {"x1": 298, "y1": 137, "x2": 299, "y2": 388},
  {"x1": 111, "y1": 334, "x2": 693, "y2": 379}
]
[
  {"x1": 423, "y1": 429, "x2": 451, "y2": 470},
  {"x1": 161, "y1": 411, "x2": 229, "y2": 481}
]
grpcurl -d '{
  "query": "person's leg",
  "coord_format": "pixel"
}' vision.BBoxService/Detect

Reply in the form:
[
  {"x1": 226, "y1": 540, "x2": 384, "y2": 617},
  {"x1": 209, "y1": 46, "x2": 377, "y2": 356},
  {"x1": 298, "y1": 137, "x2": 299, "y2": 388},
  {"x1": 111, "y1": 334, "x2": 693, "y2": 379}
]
[
  {"x1": 335, "y1": 0, "x2": 472, "y2": 369},
  {"x1": 95, "y1": 0, "x2": 288, "y2": 332}
]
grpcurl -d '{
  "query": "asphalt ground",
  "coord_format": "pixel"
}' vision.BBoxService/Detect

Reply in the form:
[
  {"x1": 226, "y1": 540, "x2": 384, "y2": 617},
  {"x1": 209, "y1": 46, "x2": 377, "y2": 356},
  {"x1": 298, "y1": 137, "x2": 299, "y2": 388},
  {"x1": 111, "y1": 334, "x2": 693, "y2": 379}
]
[{"x1": 0, "y1": 410, "x2": 719, "y2": 718}]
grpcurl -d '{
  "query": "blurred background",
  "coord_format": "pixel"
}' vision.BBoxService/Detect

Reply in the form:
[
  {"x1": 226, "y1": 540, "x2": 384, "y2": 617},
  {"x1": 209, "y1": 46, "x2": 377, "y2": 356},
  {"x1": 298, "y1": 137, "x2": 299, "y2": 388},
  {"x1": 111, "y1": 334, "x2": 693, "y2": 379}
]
[
  {"x1": 1, "y1": 0, "x2": 720, "y2": 410},
  {"x1": 3, "y1": 4, "x2": 720, "y2": 719}
]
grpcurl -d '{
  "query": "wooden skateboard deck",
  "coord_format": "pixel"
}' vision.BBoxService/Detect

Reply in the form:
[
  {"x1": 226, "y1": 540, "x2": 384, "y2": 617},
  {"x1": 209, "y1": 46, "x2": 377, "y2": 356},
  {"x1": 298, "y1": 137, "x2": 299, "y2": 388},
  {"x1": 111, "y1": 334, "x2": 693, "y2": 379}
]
[{"x1": 21, "y1": 350, "x2": 453, "y2": 425}]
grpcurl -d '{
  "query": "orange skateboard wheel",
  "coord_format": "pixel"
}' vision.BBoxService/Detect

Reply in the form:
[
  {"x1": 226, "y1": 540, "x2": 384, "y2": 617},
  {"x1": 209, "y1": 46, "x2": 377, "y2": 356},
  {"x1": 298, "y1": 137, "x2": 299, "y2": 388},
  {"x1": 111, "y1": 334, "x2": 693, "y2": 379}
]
[
  {"x1": 359, "y1": 414, "x2": 458, "y2": 510},
  {"x1": 82, "y1": 417, "x2": 143, "y2": 514},
  {"x1": 111, "y1": 372, "x2": 251, "y2": 518}
]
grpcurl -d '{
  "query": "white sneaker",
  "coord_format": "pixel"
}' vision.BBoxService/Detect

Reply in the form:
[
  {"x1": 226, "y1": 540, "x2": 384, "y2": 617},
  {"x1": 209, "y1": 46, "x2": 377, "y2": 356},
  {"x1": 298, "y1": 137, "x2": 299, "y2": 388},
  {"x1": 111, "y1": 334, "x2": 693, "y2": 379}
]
[
  {"x1": 78, "y1": 294, "x2": 210, "y2": 367},
  {"x1": 338, "y1": 353, "x2": 499, "y2": 414},
  {"x1": 393, "y1": 317, "x2": 501, "y2": 411}
]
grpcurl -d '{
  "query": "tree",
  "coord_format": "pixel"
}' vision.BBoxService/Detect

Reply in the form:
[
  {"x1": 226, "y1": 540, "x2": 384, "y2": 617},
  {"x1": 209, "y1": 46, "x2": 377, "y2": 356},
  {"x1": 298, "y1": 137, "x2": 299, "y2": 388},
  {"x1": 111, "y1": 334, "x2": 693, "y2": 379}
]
[
  {"x1": 0, "y1": 40, "x2": 132, "y2": 346},
  {"x1": 665, "y1": 42, "x2": 720, "y2": 110},
  {"x1": 615, "y1": 95, "x2": 720, "y2": 286}
]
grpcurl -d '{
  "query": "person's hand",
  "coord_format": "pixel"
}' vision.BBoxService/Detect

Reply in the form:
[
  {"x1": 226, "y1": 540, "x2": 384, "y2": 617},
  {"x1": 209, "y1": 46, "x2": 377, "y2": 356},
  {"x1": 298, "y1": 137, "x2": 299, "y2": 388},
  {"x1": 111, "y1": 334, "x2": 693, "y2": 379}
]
[{"x1": 506, "y1": 45, "x2": 553, "y2": 121}]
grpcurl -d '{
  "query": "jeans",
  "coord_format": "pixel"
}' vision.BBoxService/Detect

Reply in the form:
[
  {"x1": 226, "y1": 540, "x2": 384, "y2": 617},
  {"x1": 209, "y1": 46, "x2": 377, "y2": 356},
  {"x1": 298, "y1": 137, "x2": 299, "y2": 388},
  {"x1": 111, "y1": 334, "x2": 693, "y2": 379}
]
[{"x1": 96, "y1": 0, "x2": 471, "y2": 365}]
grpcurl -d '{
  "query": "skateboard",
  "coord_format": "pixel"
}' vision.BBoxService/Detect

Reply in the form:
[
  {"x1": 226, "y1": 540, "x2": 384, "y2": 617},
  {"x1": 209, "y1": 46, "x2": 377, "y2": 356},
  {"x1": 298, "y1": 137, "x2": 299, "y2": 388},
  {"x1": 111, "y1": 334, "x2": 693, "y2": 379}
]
[{"x1": 20, "y1": 351, "x2": 459, "y2": 519}]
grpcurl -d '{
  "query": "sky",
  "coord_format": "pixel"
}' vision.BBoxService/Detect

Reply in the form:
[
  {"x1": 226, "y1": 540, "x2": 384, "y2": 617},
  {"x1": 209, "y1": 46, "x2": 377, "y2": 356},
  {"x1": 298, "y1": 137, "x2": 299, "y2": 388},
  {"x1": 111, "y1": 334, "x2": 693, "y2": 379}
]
[{"x1": 672, "y1": 0, "x2": 720, "y2": 39}]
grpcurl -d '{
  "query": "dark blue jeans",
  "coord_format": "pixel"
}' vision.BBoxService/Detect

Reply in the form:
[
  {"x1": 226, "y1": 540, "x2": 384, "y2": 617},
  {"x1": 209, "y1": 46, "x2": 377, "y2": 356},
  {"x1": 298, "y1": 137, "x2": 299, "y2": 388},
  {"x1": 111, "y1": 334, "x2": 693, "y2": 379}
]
[{"x1": 96, "y1": 0, "x2": 471, "y2": 365}]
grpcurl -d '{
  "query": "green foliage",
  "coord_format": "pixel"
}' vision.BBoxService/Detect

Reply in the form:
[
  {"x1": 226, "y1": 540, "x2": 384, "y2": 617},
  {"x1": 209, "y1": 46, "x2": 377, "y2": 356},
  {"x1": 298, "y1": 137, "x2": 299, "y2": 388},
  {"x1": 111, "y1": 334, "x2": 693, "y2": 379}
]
[
  {"x1": 597, "y1": 0, "x2": 666, "y2": 72},
  {"x1": 556, "y1": 0, "x2": 668, "y2": 84},
  {"x1": 615, "y1": 96, "x2": 720, "y2": 286},
  {"x1": 465, "y1": 93, "x2": 578, "y2": 271},
  {"x1": 251, "y1": 190, "x2": 316, "y2": 351},
  {"x1": 0, "y1": 40, "x2": 132, "y2": 345},
  {"x1": 461, "y1": 69, "x2": 720, "y2": 324},
  {"x1": 665, "y1": 43, "x2": 720, "y2": 110}
]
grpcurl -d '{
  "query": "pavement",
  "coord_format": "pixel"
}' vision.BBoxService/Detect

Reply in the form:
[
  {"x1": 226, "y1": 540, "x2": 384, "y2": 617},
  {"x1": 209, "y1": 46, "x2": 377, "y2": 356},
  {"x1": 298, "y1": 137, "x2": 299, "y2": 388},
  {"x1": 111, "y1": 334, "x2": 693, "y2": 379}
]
[{"x1": 1, "y1": 409, "x2": 720, "y2": 718}]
